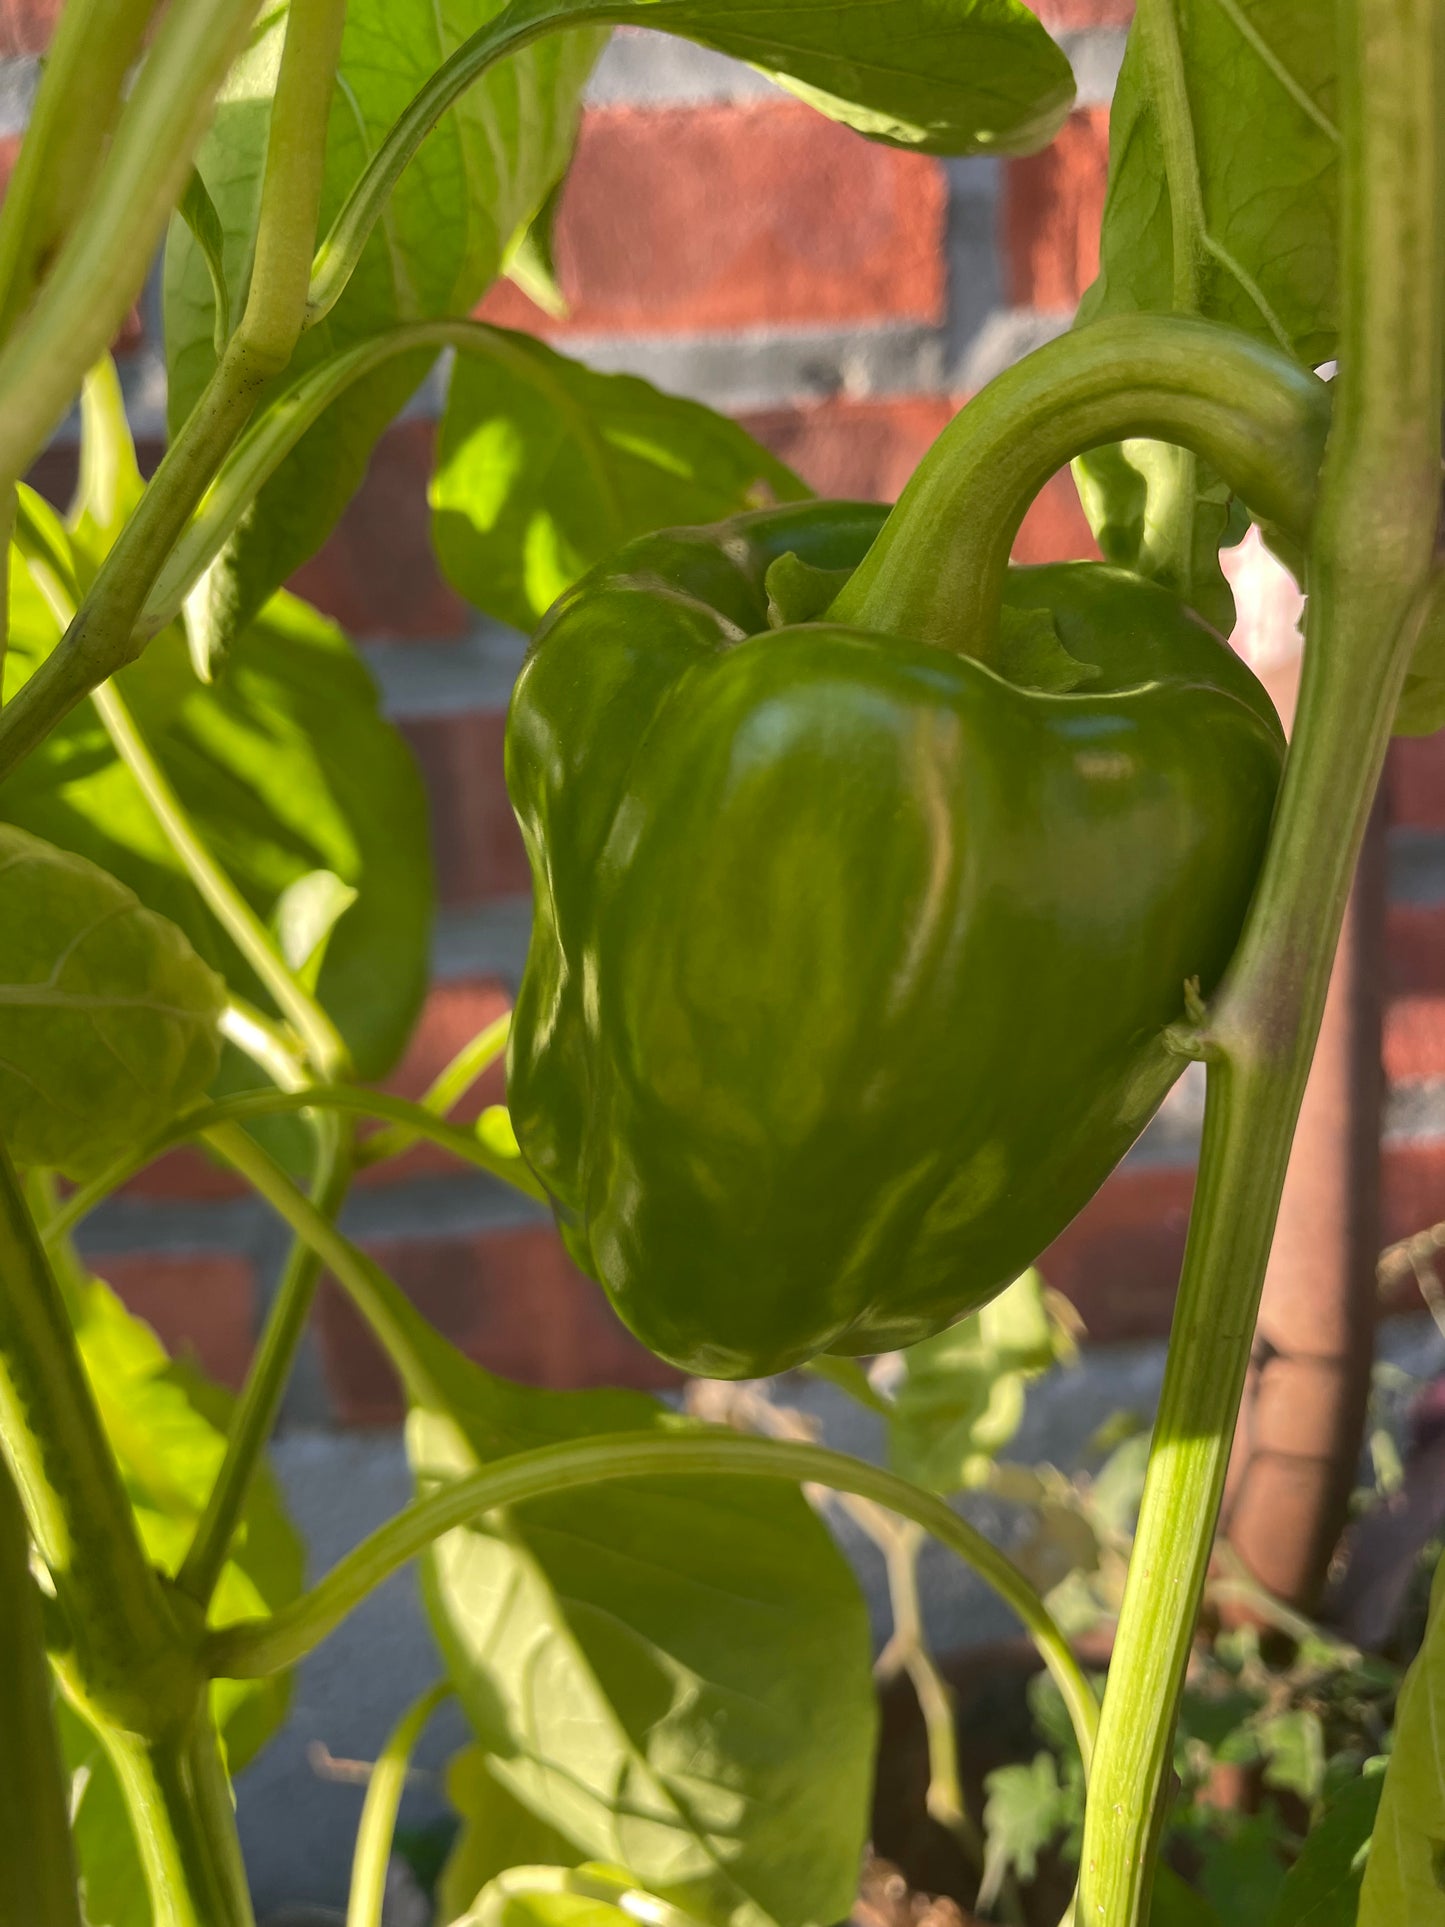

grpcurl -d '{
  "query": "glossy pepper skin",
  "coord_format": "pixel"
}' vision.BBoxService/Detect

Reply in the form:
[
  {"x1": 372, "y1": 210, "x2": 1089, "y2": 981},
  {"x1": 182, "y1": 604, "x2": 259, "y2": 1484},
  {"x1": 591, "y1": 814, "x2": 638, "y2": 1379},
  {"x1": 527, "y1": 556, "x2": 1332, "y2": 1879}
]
[{"x1": 505, "y1": 502, "x2": 1285, "y2": 1379}]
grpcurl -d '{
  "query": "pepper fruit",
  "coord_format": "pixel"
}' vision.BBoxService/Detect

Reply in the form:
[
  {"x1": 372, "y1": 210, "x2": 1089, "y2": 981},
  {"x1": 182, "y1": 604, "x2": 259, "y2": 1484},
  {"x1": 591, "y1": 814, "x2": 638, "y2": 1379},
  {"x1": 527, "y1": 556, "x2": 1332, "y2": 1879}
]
[{"x1": 505, "y1": 502, "x2": 1284, "y2": 1379}]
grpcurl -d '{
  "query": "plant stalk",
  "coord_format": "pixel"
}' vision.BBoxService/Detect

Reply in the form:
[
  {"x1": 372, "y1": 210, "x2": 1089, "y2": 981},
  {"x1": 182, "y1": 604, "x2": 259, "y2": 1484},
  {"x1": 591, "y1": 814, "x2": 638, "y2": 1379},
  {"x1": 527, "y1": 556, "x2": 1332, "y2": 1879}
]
[
  {"x1": 0, "y1": 0, "x2": 160, "y2": 342},
  {"x1": 206, "y1": 1426, "x2": 1099, "y2": 1772},
  {"x1": 0, "y1": 1456, "x2": 82, "y2": 1927},
  {"x1": 1076, "y1": 0, "x2": 1442, "y2": 1917},
  {"x1": 0, "y1": 0, "x2": 348, "y2": 783},
  {"x1": 345, "y1": 1681, "x2": 451, "y2": 1927},
  {"x1": 0, "y1": 0, "x2": 256, "y2": 495},
  {"x1": 90, "y1": 680, "x2": 349, "y2": 1078},
  {"x1": 829, "y1": 314, "x2": 1327, "y2": 663},
  {"x1": 100, "y1": 1708, "x2": 255, "y2": 1927},
  {"x1": 176, "y1": 1120, "x2": 354, "y2": 1607},
  {"x1": 0, "y1": 1138, "x2": 187, "y2": 1736}
]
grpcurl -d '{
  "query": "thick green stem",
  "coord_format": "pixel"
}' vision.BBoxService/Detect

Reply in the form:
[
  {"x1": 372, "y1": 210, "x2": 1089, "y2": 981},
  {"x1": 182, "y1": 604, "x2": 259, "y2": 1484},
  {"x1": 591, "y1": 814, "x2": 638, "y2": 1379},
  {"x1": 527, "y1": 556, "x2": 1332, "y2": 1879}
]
[
  {"x1": 44, "y1": 1082, "x2": 542, "y2": 1251},
  {"x1": 100, "y1": 1709, "x2": 255, "y2": 1927},
  {"x1": 828, "y1": 314, "x2": 1327, "y2": 662},
  {"x1": 345, "y1": 1681, "x2": 451, "y2": 1927},
  {"x1": 176, "y1": 1122, "x2": 354, "y2": 1608},
  {"x1": 306, "y1": 0, "x2": 624, "y2": 328},
  {"x1": 0, "y1": 0, "x2": 256, "y2": 495},
  {"x1": 0, "y1": 1457, "x2": 82, "y2": 1927},
  {"x1": 238, "y1": 0, "x2": 349, "y2": 368},
  {"x1": 206, "y1": 1428, "x2": 1099, "y2": 1772},
  {"x1": 0, "y1": 1139, "x2": 186, "y2": 1736},
  {"x1": 0, "y1": 0, "x2": 160, "y2": 341},
  {"x1": 1077, "y1": 2, "x2": 1442, "y2": 1920},
  {"x1": 0, "y1": 353, "x2": 257, "y2": 780},
  {"x1": 0, "y1": 0, "x2": 348, "y2": 784}
]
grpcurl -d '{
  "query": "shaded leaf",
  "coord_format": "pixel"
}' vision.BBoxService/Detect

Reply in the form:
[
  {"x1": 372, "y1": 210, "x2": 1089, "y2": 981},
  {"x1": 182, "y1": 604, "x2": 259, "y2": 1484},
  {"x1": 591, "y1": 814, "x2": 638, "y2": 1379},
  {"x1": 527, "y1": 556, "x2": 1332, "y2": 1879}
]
[
  {"x1": 163, "y1": 1, "x2": 606, "y2": 662},
  {"x1": 1269, "y1": 1769, "x2": 1385, "y2": 1927},
  {"x1": 514, "y1": 0, "x2": 1073, "y2": 157},
  {"x1": 982, "y1": 1753, "x2": 1067, "y2": 1887},
  {"x1": 1357, "y1": 1555, "x2": 1445, "y2": 1925},
  {"x1": 0, "y1": 823, "x2": 223, "y2": 1175},
  {"x1": 2, "y1": 562, "x2": 433, "y2": 1082},
  {"x1": 887, "y1": 1271, "x2": 1061, "y2": 1495},
  {"x1": 395, "y1": 1295, "x2": 876, "y2": 1927},
  {"x1": 440, "y1": 1746, "x2": 577, "y2": 1923},
  {"x1": 432, "y1": 331, "x2": 808, "y2": 632},
  {"x1": 60, "y1": 1273, "x2": 304, "y2": 1923}
]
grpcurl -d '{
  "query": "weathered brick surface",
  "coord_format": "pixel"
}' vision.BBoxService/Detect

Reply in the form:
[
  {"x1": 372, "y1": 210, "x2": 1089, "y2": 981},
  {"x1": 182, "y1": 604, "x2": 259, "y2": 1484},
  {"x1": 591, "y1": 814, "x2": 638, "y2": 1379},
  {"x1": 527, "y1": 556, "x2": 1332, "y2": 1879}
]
[
  {"x1": 1389, "y1": 735, "x2": 1445, "y2": 831},
  {"x1": 1033, "y1": 0, "x2": 1135, "y2": 24},
  {"x1": 1385, "y1": 905, "x2": 1445, "y2": 1082},
  {"x1": 1039, "y1": 1164, "x2": 1195, "y2": 1343},
  {"x1": 0, "y1": 0, "x2": 59, "y2": 57},
  {"x1": 400, "y1": 708, "x2": 528, "y2": 907},
  {"x1": 479, "y1": 100, "x2": 948, "y2": 338},
  {"x1": 290, "y1": 420, "x2": 470, "y2": 640},
  {"x1": 1005, "y1": 107, "x2": 1112, "y2": 312},
  {"x1": 315, "y1": 1228, "x2": 680, "y2": 1424},
  {"x1": 95, "y1": 1252, "x2": 256, "y2": 1392},
  {"x1": 742, "y1": 397, "x2": 956, "y2": 503},
  {"x1": 357, "y1": 978, "x2": 512, "y2": 1186}
]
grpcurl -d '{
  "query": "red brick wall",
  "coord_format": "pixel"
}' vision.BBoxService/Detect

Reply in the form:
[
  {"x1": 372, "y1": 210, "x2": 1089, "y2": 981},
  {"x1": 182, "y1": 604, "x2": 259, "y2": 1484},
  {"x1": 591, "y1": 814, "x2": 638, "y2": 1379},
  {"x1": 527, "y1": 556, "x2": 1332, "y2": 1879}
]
[{"x1": 17, "y1": 9, "x2": 1445, "y2": 1409}]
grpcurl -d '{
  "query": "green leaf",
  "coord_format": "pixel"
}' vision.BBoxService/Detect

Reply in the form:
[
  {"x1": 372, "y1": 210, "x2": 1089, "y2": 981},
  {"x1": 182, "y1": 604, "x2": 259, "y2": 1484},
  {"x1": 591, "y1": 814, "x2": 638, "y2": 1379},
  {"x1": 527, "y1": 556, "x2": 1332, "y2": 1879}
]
[
  {"x1": 2, "y1": 567, "x2": 433, "y2": 1081},
  {"x1": 1071, "y1": 439, "x2": 1244, "y2": 638},
  {"x1": 397, "y1": 1300, "x2": 876, "y2": 1927},
  {"x1": 440, "y1": 1746, "x2": 578, "y2": 1923},
  {"x1": 163, "y1": 1, "x2": 606, "y2": 662},
  {"x1": 982, "y1": 1753, "x2": 1067, "y2": 1887},
  {"x1": 592, "y1": 0, "x2": 1073, "y2": 156},
  {"x1": 271, "y1": 867, "x2": 358, "y2": 990},
  {"x1": 1269, "y1": 1769, "x2": 1385, "y2": 1927},
  {"x1": 887, "y1": 1270, "x2": 1061, "y2": 1495},
  {"x1": 60, "y1": 1272, "x2": 304, "y2": 1923},
  {"x1": 1356, "y1": 1554, "x2": 1445, "y2": 1925},
  {"x1": 432, "y1": 331, "x2": 808, "y2": 632},
  {"x1": 0, "y1": 823, "x2": 223, "y2": 1175},
  {"x1": 1150, "y1": 1867, "x2": 1224, "y2": 1927},
  {"x1": 463, "y1": 1867, "x2": 662, "y2": 1927},
  {"x1": 1073, "y1": 2, "x2": 1337, "y2": 628},
  {"x1": 177, "y1": 167, "x2": 231, "y2": 358},
  {"x1": 1259, "y1": 1707, "x2": 1326, "y2": 1804},
  {"x1": 994, "y1": 603, "x2": 1100, "y2": 695},
  {"x1": 504, "y1": 175, "x2": 570, "y2": 319}
]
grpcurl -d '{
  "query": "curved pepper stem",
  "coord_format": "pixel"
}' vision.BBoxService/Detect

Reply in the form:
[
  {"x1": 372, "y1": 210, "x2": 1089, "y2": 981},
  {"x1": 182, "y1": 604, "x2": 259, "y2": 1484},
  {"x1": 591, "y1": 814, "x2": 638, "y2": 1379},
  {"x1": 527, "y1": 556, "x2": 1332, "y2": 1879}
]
[{"x1": 829, "y1": 313, "x2": 1329, "y2": 664}]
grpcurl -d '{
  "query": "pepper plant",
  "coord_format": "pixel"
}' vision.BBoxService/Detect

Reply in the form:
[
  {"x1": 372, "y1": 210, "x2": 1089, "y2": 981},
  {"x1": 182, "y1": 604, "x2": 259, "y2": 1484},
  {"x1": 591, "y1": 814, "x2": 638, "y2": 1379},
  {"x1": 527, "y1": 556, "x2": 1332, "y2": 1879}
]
[{"x1": 0, "y1": 0, "x2": 1439, "y2": 1923}]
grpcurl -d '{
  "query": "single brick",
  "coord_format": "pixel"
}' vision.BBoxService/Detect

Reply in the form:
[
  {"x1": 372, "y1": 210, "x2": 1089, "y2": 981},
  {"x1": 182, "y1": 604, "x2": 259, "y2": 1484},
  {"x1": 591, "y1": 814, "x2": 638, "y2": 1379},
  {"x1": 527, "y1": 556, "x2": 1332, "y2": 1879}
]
[
  {"x1": 740, "y1": 396, "x2": 956, "y2": 502},
  {"x1": 1388, "y1": 734, "x2": 1445, "y2": 831},
  {"x1": 1004, "y1": 106, "x2": 1111, "y2": 312},
  {"x1": 356, "y1": 977, "x2": 513, "y2": 1188},
  {"x1": 1032, "y1": 0, "x2": 1135, "y2": 24},
  {"x1": 119, "y1": 1147, "x2": 248, "y2": 1204},
  {"x1": 315, "y1": 1227, "x2": 680, "y2": 1424},
  {"x1": 94, "y1": 1251, "x2": 256, "y2": 1392},
  {"x1": 1039, "y1": 1163, "x2": 1195, "y2": 1343},
  {"x1": 399, "y1": 708, "x2": 529, "y2": 907},
  {"x1": 0, "y1": 2, "x2": 59, "y2": 58},
  {"x1": 290, "y1": 420, "x2": 471, "y2": 641},
  {"x1": 1383, "y1": 1138, "x2": 1445, "y2": 1249},
  {"x1": 1385, "y1": 996, "x2": 1445, "y2": 1086},
  {"x1": 1012, "y1": 467, "x2": 1100, "y2": 564},
  {"x1": 478, "y1": 99, "x2": 947, "y2": 338}
]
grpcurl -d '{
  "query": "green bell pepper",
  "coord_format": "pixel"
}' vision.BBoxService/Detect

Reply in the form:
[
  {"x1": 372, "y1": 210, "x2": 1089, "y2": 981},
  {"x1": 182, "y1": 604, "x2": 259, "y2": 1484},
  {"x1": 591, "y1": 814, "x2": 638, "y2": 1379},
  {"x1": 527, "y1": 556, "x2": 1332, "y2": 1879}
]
[{"x1": 505, "y1": 501, "x2": 1284, "y2": 1378}]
